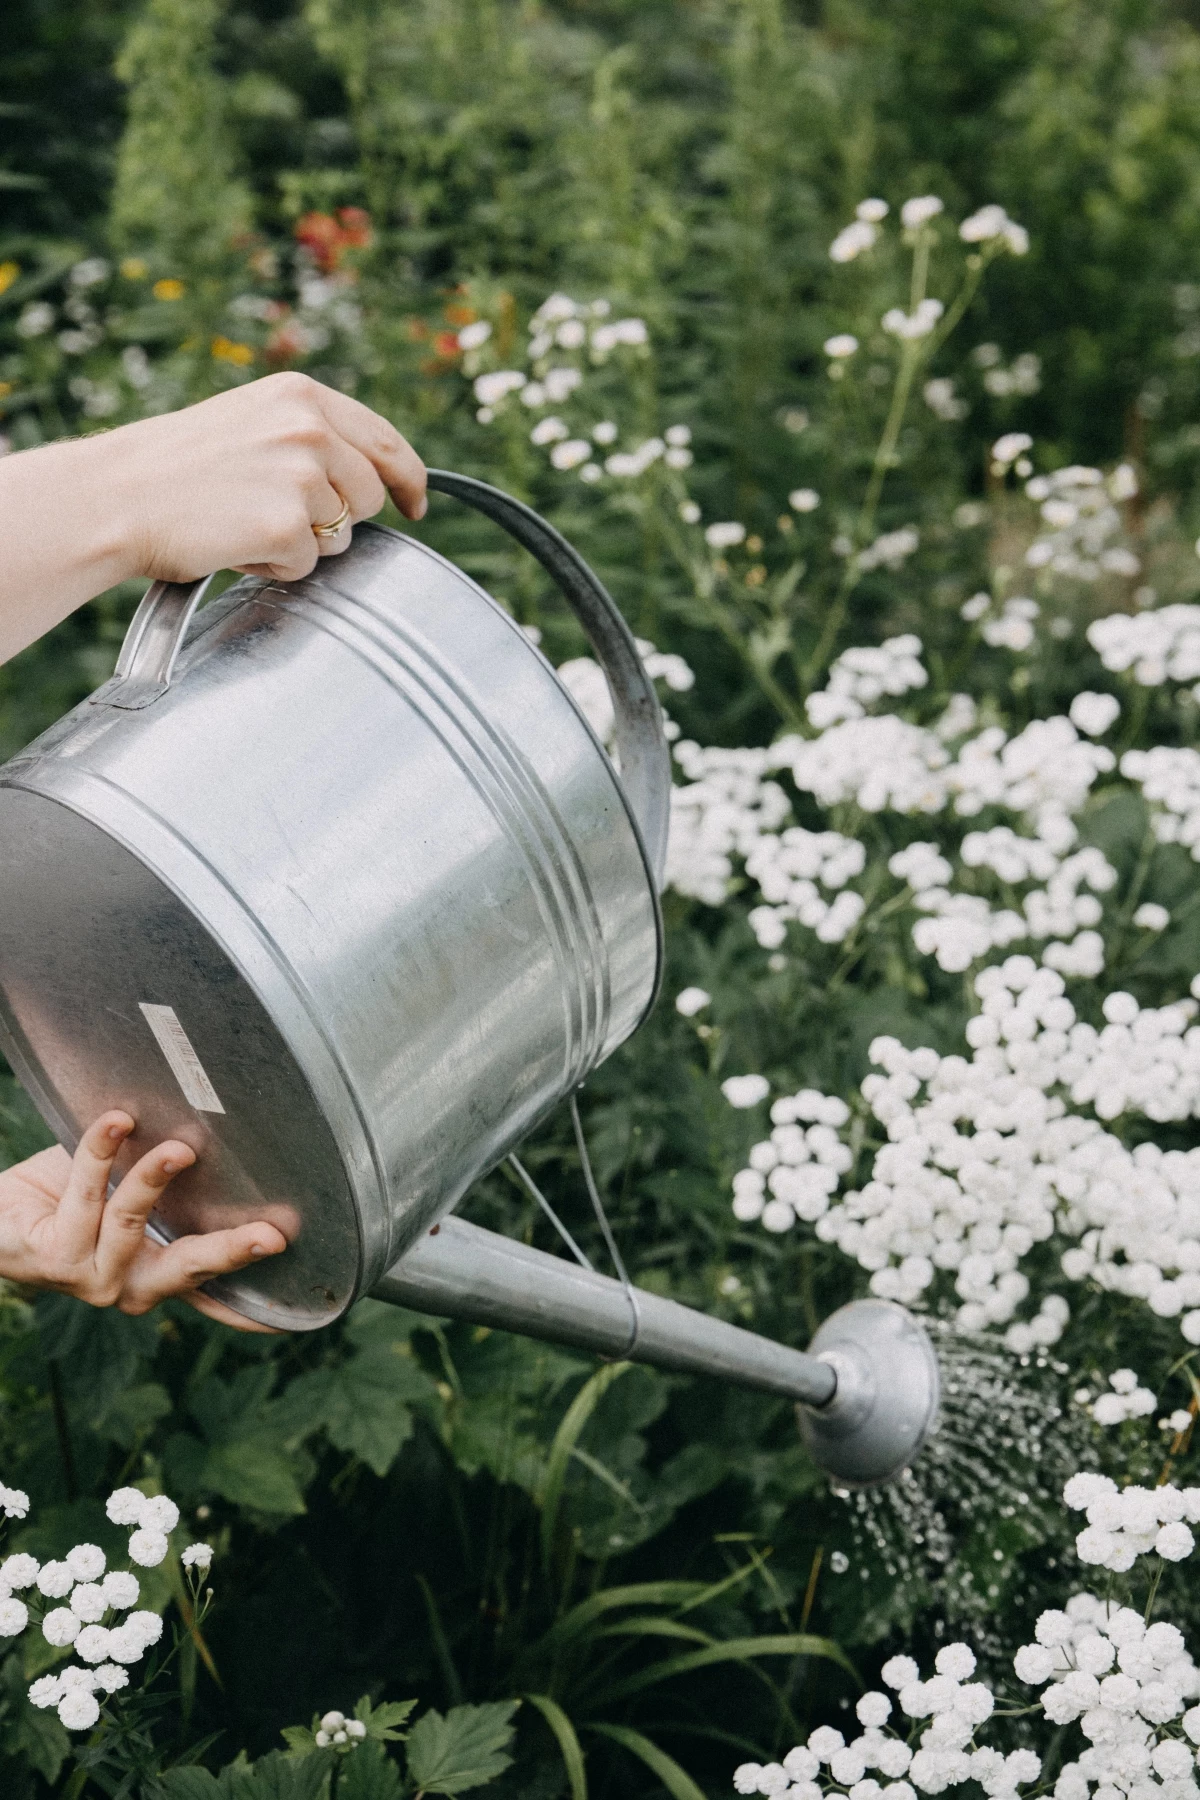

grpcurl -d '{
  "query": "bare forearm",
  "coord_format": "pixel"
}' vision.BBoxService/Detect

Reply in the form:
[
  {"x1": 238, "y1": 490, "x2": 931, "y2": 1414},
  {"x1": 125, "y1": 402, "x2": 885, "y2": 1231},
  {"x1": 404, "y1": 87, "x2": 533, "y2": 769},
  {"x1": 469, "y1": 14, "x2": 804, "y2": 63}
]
[
  {"x1": 0, "y1": 374, "x2": 426, "y2": 667},
  {"x1": 0, "y1": 434, "x2": 142, "y2": 662}
]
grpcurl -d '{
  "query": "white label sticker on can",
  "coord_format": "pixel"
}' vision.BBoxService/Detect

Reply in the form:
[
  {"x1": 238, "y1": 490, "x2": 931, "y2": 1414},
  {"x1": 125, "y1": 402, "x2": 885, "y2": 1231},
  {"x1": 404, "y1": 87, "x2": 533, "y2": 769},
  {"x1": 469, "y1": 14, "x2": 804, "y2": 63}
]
[{"x1": 138, "y1": 1003, "x2": 226, "y2": 1114}]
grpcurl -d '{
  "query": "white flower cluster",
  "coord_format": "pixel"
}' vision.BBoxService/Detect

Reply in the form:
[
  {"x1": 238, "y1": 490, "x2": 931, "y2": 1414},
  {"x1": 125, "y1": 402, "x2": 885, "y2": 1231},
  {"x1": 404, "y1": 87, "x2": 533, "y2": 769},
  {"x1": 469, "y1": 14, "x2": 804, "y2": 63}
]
[
  {"x1": 978, "y1": 595, "x2": 1040, "y2": 653},
  {"x1": 734, "y1": 1642, "x2": 1038, "y2": 1800},
  {"x1": 0, "y1": 1483, "x2": 28, "y2": 1519},
  {"x1": 1025, "y1": 465, "x2": 1140, "y2": 582},
  {"x1": 316, "y1": 1708, "x2": 368, "y2": 1749},
  {"x1": 882, "y1": 300, "x2": 945, "y2": 342},
  {"x1": 1082, "y1": 1370, "x2": 1159, "y2": 1429},
  {"x1": 1065, "y1": 1474, "x2": 1200, "y2": 1570},
  {"x1": 1089, "y1": 605, "x2": 1200, "y2": 689},
  {"x1": 1012, "y1": 1582, "x2": 1200, "y2": 1800},
  {"x1": 1122, "y1": 747, "x2": 1200, "y2": 862},
  {"x1": 806, "y1": 635, "x2": 928, "y2": 730},
  {"x1": 745, "y1": 828, "x2": 867, "y2": 949},
  {"x1": 731, "y1": 1088, "x2": 853, "y2": 1232},
  {"x1": 856, "y1": 527, "x2": 921, "y2": 573},
  {"x1": 0, "y1": 1483, "x2": 213, "y2": 1733},
  {"x1": 667, "y1": 743, "x2": 790, "y2": 906},
  {"x1": 726, "y1": 953, "x2": 1200, "y2": 1341},
  {"x1": 959, "y1": 204, "x2": 1029, "y2": 253}
]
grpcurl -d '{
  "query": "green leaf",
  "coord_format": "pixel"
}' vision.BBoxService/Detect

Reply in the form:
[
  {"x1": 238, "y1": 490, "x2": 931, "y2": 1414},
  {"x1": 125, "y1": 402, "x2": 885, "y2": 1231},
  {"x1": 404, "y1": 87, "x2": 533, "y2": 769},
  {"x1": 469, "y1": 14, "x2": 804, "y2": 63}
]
[
  {"x1": 355, "y1": 1696, "x2": 418, "y2": 1742},
  {"x1": 588, "y1": 1724, "x2": 706, "y2": 1800},
  {"x1": 281, "y1": 1726, "x2": 320, "y2": 1759},
  {"x1": 158, "y1": 1772, "x2": 224, "y2": 1800},
  {"x1": 6, "y1": 1697, "x2": 70, "y2": 1784},
  {"x1": 216, "y1": 1748, "x2": 334, "y2": 1800},
  {"x1": 523, "y1": 1694, "x2": 587, "y2": 1800},
  {"x1": 404, "y1": 1701, "x2": 519, "y2": 1795},
  {"x1": 539, "y1": 1363, "x2": 631, "y2": 1567},
  {"x1": 201, "y1": 1441, "x2": 307, "y2": 1516},
  {"x1": 337, "y1": 1741, "x2": 402, "y2": 1800},
  {"x1": 587, "y1": 1633, "x2": 857, "y2": 1710}
]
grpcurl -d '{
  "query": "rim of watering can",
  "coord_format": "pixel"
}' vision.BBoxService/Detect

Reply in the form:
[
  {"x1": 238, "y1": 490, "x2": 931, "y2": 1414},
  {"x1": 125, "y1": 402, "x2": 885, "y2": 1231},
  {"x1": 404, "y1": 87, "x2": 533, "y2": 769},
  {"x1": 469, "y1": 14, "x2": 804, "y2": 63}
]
[{"x1": 362, "y1": 517, "x2": 667, "y2": 1038}]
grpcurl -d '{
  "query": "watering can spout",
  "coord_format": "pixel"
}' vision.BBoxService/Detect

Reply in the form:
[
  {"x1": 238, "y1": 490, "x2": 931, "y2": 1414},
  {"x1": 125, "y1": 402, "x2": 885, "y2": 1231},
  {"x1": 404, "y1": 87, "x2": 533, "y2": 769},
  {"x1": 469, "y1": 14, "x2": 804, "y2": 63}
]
[{"x1": 371, "y1": 1219, "x2": 940, "y2": 1488}]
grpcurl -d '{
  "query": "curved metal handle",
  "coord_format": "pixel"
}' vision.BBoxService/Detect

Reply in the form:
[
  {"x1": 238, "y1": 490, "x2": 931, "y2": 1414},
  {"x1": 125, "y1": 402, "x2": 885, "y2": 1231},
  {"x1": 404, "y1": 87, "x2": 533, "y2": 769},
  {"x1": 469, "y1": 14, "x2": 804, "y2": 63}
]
[
  {"x1": 94, "y1": 473, "x2": 672, "y2": 884},
  {"x1": 425, "y1": 469, "x2": 671, "y2": 888},
  {"x1": 91, "y1": 573, "x2": 217, "y2": 712}
]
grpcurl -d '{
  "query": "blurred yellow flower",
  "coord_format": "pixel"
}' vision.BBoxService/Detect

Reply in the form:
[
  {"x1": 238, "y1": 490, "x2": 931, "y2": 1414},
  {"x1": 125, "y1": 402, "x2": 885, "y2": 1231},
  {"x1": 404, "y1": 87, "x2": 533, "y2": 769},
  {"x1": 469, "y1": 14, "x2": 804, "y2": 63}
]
[
  {"x1": 0, "y1": 263, "x2": 20, "y2": 296},
  {"x1": 0, "y1": 381, "x2": 12, "y2": 398},
  {"x1": 211, "y1": 336, "x2": 254, "y2": 366},
  {"x1": 152, "y1": 278, "x2": 185, "y2": 301},
  {"x1": 121, "y1": 258, "x2": 148, "y2": 280}
]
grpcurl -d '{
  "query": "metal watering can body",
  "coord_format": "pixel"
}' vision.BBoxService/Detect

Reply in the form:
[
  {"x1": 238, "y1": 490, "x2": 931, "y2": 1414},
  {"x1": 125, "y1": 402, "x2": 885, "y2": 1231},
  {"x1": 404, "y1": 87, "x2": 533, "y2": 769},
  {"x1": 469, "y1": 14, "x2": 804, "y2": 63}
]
[
  {"x1": 0, "y1": 474, "x2": 666, "y2": 1330},
  {"x1": 0, "y1": 470, "x2": 940, "y2": 1486}
]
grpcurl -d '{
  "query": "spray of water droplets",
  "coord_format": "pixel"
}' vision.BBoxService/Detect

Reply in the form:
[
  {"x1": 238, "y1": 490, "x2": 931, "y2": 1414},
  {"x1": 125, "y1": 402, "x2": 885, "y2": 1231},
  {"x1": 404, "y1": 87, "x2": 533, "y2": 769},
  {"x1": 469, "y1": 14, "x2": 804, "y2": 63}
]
[{"x1": 840, "y1": 1327, "x2": 1093, "y2": 1644}]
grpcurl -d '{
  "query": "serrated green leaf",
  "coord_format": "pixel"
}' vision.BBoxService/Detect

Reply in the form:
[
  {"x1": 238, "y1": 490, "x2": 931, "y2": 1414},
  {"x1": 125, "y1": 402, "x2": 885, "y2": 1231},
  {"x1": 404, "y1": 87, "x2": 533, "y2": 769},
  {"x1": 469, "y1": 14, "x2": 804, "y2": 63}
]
[
  {"x1": 337, "y1": 1742, "x2": 403, "y2": 1800},
  {"x1": 201, "y1": 1441, "x2": 307, "y2": 1516},
  {"x1": 356, "y1": 1696, "x2": 418, "y2": 1740},
  {"x1": 281, "y1": 1725, "x2": 319, "y2": 1759},
  {"x1": 157, "y1": 1771, "x2": 224, "y2": 1800},
  {"x1": 404, "y1": 1701, "x2": 519, "y2": 1795}
]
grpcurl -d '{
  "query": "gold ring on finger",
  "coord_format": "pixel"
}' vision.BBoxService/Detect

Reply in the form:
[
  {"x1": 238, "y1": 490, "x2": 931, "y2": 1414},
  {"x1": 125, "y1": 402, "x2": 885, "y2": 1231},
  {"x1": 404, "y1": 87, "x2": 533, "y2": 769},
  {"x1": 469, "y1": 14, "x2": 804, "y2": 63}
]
[{"x1": 312, "y1": 495, "x2": 352, "y2": 539}]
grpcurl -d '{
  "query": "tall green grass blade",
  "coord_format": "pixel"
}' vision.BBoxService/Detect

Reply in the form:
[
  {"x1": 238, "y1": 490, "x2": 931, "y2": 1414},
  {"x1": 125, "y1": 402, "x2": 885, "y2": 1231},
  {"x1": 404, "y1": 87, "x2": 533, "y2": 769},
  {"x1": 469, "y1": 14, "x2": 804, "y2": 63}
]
[
  {"x1": 538, "y1": 1362, "x2": 631, "y2": 1569},
  {"x1": 589, "y1": 1723, "x2": 707, "y2": 1800},
  {"x1": 587, "y1": 1632, "x2": 857, "y2": 1709},
  {"x1": 593, "y1": 1618, "x2": 714, "y2": 1647},
  {"x1": 532, "y1": 1582, "x2": 714, "y2": 1661},
  {"x1": 524, "y1": 1694, "x2": 588, "y2": 1800}
]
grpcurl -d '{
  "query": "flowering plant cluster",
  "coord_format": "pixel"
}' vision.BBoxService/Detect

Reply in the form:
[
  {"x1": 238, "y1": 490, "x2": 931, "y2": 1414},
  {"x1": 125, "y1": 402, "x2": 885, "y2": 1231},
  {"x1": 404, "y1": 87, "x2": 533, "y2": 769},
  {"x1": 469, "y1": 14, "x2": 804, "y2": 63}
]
[
  {"x1": 736, "y1": 1463, "x2": 1200, "y2": 1800},
  {"x1": 0, "y1": 1479, "x2": 210, "y2": 1737}
]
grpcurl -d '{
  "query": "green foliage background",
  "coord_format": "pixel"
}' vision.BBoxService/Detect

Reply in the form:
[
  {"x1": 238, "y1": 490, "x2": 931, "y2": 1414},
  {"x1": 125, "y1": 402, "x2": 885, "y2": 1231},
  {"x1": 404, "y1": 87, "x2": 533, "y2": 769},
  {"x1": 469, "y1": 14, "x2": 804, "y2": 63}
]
[{"x1": 6, "y1": 1, "x2": 1200, "y2": 1795}]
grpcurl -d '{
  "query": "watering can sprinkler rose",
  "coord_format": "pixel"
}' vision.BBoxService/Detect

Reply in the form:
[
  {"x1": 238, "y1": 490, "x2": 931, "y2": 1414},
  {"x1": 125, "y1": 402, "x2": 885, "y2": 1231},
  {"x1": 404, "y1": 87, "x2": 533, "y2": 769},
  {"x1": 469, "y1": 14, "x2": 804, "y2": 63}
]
[{"x1": 0, "y1": 471, "x2": 937, "y2": 1488}]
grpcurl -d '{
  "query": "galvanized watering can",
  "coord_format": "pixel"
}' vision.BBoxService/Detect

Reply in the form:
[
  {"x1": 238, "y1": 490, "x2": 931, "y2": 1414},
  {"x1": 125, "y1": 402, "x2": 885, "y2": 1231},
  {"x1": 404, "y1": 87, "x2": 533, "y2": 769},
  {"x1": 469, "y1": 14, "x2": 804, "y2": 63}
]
[{"x1": 0, "y1": 471, "x2": 937, "y2": 1487}]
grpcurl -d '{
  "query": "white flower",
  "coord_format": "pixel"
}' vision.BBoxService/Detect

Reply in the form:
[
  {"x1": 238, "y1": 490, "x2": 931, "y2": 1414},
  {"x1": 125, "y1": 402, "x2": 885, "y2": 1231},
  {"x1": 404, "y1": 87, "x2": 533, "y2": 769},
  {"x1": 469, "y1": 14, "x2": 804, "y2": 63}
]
[
  {"x1": 1069, "y1": 693, "x2": 1120, "y2": 737},
  {"x1": 69, "y1": 256, "x2": 109, "y2": 287},
  {"x1": 94, "y1": 1664, "x2": 129, "y2": 1694},
  {"x1": 679, "y1": 501, "x2": 701, "y2": 524},
  {"x1": 824, "y1": 334, "x2": 859, "y2": 358},
  {"x1": 900, "y1": 195, "x2": 944, "y2": 229},
  {"x1": 830, "y1": 220, "x2": 878, "y2": 262},
  {"x1": 789, "y1": 488, "x2": 821, "y2": 512},
  {"x1": 0, "y1": 1553, "x2": 39, "y2": 1590},
  {"x1": 321, "y1": 1710, "x2": 347, "y2": 1731},
  {"x1": 127, "y1": 1610, "x2": 164, "y2": 1646},
  {"x1": 1156, "y1": 1522, "x2": 1195, "y2": 1561},
  {"x1": 127, "y1": 1530, "x2": 169, "y2": 1568},
  {"x1": 722, "y1": 1074, "x2": 770, "y2": 1109},
  {"x1": 43, "y1": 1608, "x2": 81, "y2": 1646},
  {"x1": 857, "y1": 198, "x2": 889, "y2": 221},
  {"x1": 101, "y1": 1570, "x2": 140, "y2": 1609},
  {"x1": 16, "y1": 303, "x2": 54, "y2": 338},
  {"x1": 106, "y1": 1625, "x2": 148, "y2": 1665},
  {"x1": 29, "y1": 1675, "x2": 62, "y2": 1709},
  {"x1": 472, "y1": 370, "x2": 525, "y2": 407},
  {"x1": 0, "y1": 1597, "x2": 27, "y2": 1636},
  {"x1": 0, "y1": 1485, "x2": 29, "y2": 1520},
  {"x1": 1133, "y1": 903, "x2": 1170, "y2": 931},
  {"x1": 592, "y1": 420, "x2": 619, "y2": 444},
  {"x1": 992, "y1": 432, "x2": 1034, "y2": 466},
  {"x1": 810, "y1": 1727, "x2": 847, "y2": 1762},
  {"x1": 882, "y1": 299, "x2": 945, "y2": 340},
  {"x1": 37, "y1": 1560, "x2": 75, "y2": 1599},
  {"x1": 550, "y1": 439, "x2": 592, "y2": 470},
  {"x1": 883, "y1": 1655, "x2": 921, "y2": 1689},
  {"x1": 935, "y1": 1644, "x2": 977, "y2": 1680},
  {"x1": 675, "y1": 987, "x2": 711, "y2": 1017},
  {"x1": 75, "y1": 1625, "x2": 113, "y2": 1663},
  {"x1": 858, "y1": 1692, "x2": 893, "y2": 1727},
  {"x1": 106, "y1": 1488, "x2": 147, "y2": 1528},
  {"x1": 58, "y1": 1688, "x2": 100, "y2": 1731},
  {"x1": 70, "y1": 1584, "x2": 107, "y2": 1622},
  {"x1": 181, "y1": 1543, "x2": 213, "y2": 1572},
  {"x1": 530, "y1": 416, "x2": 568, "y2": 445},
  {"x1": 456, "y1": 321, "x2": 492, "y2": 350},
  {"x1": 705, "y1": 521, "x2": 746, "y2": 550},
  {"x1": 66, "y1": 1544, "x2": 106, "y2": 1582}
]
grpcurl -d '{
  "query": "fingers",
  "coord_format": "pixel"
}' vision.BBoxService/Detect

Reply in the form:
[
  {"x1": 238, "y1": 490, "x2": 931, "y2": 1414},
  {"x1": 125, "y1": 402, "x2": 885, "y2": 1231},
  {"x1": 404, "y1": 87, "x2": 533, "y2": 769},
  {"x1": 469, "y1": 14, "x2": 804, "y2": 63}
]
[
  {"x1": 92, "y1": 1139, "x2": 196, "y2": 1297},
  {"x1": 52, "y1": 1112, "x2": 134, "y2": 1263},
  {"x1": 309, "y1": 384, "x2": 427, "y2": 520},
  {"x1": 117, "y1": 1220, "x2": 287, "y2": 1317}
]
